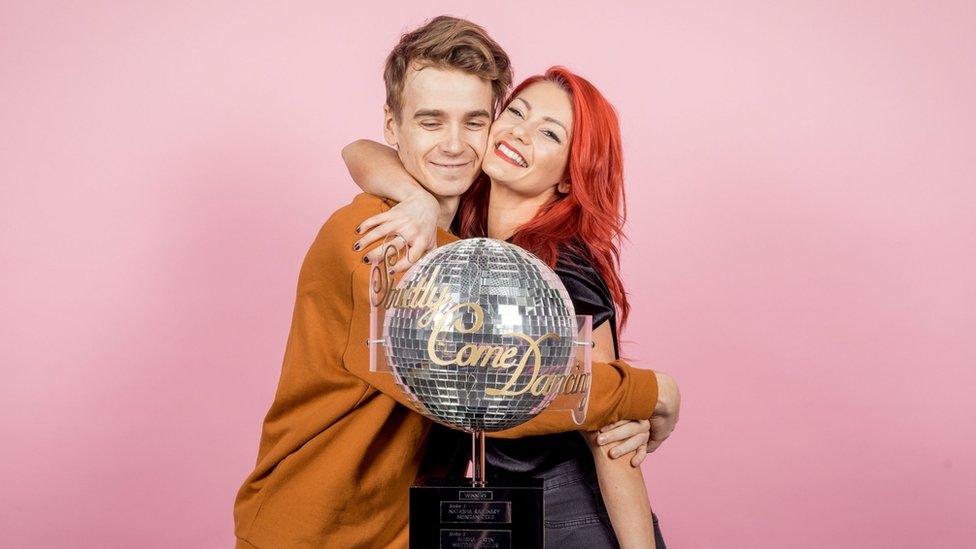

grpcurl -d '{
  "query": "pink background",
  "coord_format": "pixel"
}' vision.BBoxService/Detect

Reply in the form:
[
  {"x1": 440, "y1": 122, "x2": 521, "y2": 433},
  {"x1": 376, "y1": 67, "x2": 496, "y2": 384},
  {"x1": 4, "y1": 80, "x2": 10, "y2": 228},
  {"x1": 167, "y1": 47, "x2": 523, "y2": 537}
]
[{"x1": 2, "y1": 2, "x2": 974, "y2": 547}]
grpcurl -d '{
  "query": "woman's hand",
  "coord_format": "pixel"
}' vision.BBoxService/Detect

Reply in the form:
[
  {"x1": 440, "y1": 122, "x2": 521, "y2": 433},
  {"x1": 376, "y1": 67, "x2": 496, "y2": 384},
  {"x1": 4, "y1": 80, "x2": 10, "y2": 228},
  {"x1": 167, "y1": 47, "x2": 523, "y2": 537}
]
[
  {"x1": 593, "y1": 419, "x2": 652, "y2": 467},
  {"x1": 355, "y1": 189, "x2": 440, "y2": 272}
]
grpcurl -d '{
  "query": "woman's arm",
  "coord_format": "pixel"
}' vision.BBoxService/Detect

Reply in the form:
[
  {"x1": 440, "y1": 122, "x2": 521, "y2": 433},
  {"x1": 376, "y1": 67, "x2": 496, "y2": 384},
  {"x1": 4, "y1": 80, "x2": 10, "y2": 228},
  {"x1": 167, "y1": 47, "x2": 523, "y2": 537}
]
[
  {"x1": 342, "y1": 139, "x2": 440, "y2": 270},
  {"x1": 585, "y1": 322, "x2": 656, "y2": 549},
  {"x1": 341, "y1": 139, "x2": 427, "y2": 202}
]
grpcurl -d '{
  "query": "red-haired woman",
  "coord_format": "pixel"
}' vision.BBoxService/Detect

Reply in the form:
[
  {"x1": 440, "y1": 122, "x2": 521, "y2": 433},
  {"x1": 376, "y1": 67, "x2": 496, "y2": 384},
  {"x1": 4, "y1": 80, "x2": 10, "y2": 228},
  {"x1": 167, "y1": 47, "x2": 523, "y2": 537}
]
[{"x1": 343, "y1": 67, "x2": 671, "y2": 548}]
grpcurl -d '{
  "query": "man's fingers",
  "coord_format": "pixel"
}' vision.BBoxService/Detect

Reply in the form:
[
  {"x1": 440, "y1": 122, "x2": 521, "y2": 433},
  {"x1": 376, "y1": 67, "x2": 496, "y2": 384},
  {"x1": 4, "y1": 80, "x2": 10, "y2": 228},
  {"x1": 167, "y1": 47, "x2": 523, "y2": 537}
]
[
  {"x1": 631, "y1": 445, "x2": 648, "y2": 467},
  {"x1": 599, "y1": 420, "x2": 628, "y2": 434},
  {"x1": 647, "y1": 431, "x2": 670, "y2": 453},
  {"x1": 608, "y1": 432, "x2": 650, "y2": 458},
  {"x1": 598, "y1": 419, "x2": 649, "y2": 445}
]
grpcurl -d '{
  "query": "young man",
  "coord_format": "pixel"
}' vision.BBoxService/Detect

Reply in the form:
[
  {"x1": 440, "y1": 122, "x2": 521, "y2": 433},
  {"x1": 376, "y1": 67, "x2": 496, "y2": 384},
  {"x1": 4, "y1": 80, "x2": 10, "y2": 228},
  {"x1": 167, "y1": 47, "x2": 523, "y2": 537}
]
[{"x1": 234, "y1": 16, "x2": 673, "y2": 549}]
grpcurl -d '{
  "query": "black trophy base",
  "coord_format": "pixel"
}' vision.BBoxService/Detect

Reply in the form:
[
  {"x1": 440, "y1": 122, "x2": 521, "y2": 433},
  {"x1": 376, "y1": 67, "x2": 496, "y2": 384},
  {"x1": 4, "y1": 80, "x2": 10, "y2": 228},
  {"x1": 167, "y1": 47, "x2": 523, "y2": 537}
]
[{"x1": 410, "y1": 477, "x2": 543, "y2": 549}]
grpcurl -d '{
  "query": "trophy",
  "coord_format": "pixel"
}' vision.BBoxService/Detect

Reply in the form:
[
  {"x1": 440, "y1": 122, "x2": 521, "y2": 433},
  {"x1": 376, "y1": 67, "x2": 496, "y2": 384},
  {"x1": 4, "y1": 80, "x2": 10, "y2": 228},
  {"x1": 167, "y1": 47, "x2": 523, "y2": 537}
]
[{"x1": 368, "y1": 238, "x2": 593, "y2": 549}]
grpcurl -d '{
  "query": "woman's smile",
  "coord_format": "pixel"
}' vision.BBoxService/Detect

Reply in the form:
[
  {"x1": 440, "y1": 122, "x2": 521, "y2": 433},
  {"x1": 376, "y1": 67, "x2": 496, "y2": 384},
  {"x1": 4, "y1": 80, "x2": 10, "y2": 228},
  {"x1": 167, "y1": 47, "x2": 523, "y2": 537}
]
[{"x1": 494, "y1": 140, "x2": 529, "y2": 168}]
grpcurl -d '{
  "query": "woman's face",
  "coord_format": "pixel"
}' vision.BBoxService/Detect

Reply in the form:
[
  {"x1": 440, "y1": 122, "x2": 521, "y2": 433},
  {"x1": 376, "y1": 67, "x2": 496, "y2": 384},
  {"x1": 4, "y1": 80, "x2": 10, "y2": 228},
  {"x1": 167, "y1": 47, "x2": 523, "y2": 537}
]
[{"x1": 482, "y1": 81, "x2": 573, "y2": 197}]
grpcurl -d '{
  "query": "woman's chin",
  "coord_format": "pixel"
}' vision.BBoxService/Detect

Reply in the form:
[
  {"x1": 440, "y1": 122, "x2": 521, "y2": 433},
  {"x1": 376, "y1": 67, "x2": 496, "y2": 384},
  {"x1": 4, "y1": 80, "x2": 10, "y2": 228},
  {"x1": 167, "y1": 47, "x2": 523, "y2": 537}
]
[{"x1": 483, "y1": 161, "x2": 520, "y2": 184}]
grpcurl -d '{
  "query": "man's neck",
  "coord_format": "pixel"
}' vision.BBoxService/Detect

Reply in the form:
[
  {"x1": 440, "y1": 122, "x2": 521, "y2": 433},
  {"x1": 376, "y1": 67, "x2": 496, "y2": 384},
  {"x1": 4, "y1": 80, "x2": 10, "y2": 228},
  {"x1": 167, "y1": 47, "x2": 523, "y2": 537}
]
[
  {"x1": 486, "y1": 181, "x2": 555, "y2": 240},
  {"x1": 436, "y1": 195, "x2": 460, "y2": 231}
]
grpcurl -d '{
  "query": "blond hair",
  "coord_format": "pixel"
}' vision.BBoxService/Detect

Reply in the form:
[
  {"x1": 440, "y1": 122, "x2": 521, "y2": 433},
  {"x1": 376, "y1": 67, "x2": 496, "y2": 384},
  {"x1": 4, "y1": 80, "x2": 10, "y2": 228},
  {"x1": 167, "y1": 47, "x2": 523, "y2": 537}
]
[{"x1": 384, "y1": 16, "x2": 513, "y2": 120}]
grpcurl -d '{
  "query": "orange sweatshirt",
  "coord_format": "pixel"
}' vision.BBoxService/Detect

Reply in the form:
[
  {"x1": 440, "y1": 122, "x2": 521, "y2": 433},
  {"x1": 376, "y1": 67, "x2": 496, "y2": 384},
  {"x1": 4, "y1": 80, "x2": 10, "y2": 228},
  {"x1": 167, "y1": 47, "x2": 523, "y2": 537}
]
[{"x1": 234, "y1": 193, "x2": 659, "y2": 549}]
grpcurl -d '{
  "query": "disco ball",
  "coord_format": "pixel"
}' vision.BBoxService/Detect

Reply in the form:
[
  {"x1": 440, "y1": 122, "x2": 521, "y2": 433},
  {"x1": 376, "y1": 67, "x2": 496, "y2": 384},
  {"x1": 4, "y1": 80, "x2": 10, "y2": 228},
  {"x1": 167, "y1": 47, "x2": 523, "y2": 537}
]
[{"x1": 382, "y1": 238, "x2": 577, "y2": 432}]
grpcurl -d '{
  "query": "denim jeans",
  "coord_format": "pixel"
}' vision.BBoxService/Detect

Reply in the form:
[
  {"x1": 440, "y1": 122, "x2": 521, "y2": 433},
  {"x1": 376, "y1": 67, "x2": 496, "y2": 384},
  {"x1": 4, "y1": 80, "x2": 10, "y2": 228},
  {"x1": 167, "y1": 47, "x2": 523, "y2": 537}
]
[{"x1": 536, "y1": 459, "x2": 666, "y2": 549}]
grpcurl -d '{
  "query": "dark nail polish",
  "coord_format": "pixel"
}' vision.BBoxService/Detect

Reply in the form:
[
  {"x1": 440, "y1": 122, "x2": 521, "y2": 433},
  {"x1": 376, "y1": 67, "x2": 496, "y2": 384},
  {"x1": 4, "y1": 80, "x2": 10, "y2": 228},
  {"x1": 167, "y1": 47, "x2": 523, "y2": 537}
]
[
  {"x1": 362, "y1": 256, "x2": 370, "y2": 264},
  {"x1": 353, "y1": 243, "x2": 361, "y2": 251},
  {"x1": 355, "y1": 226, "x2": 361, "y2": 234}
]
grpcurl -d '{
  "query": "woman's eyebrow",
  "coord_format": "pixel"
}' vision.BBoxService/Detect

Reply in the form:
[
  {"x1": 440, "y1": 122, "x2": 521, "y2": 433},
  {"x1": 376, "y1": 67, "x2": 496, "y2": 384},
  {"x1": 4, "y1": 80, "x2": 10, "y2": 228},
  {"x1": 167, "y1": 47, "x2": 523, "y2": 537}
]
[
  {"x1": 515, "y1": 97, "x2": 531, "y2": 110},
  {"x1": 544, "y1": 116, "x2": 568, "y2": 134}
]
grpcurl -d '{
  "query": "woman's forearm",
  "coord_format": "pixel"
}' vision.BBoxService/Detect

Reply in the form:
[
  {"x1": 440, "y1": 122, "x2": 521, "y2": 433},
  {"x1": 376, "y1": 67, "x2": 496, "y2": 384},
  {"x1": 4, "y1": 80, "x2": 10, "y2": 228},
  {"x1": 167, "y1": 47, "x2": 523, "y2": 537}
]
[
  {"x1": 588, "y1": 438, "x2": 656, "y2": 549},
  {"x1": 585, "y1": 322, "x2": 655, "y2": 548},
  {"x1": 340, "y1": 139, "x2": 428, "y2": 202}
]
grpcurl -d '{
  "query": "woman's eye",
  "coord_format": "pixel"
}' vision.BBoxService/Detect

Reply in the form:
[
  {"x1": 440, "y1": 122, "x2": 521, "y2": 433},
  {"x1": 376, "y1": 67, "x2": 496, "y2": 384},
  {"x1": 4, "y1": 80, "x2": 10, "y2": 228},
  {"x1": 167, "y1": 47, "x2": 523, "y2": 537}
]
[
  {"x1": 507, "y1": 107, "x2": 523, "y2": 118},
  {"x1": 543, "y1": 130, "x2": 561, "y2": 143}
]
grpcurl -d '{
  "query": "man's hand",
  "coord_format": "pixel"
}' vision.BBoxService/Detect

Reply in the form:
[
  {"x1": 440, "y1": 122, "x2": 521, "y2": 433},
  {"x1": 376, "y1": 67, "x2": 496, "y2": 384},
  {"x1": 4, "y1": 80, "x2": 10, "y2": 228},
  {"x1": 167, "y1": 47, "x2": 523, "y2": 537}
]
[
  {"x1": 648, "y1": 371, "x2": 680, "y2": 453},
  {"x1": 594, "y1": 419, "x2": 652, "y2": 466}
]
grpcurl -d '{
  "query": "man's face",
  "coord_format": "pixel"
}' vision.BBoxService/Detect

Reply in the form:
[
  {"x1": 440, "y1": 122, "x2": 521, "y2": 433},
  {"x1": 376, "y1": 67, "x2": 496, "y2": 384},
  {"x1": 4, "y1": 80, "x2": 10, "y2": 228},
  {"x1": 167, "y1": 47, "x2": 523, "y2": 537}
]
[{"x1": 384, "y1": 65, "x2": 493, "y2": 199}]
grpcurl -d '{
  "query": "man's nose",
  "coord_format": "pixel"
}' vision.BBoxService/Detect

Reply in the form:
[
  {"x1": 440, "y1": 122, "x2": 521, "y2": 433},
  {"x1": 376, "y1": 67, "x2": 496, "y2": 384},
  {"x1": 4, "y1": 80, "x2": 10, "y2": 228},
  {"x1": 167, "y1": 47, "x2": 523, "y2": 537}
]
[{"x1": 440, "y1": 126, "x2": 465, "y2": 155}]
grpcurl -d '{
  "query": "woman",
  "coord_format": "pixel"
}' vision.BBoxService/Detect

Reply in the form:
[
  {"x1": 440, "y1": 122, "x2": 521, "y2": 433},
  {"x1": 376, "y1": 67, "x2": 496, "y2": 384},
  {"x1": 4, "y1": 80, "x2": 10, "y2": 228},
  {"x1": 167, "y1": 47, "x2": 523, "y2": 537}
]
[{"x1": 344, "y1": 67, "x2": 666, "y2": 548}]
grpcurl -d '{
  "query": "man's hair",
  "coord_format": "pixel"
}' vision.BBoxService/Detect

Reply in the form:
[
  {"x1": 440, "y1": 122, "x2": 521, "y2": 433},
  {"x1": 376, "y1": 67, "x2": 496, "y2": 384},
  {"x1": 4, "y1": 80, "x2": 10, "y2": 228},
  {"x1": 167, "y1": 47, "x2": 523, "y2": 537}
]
[{"x1": 384, "y1": 16, "x2": 513, "y2": 120}]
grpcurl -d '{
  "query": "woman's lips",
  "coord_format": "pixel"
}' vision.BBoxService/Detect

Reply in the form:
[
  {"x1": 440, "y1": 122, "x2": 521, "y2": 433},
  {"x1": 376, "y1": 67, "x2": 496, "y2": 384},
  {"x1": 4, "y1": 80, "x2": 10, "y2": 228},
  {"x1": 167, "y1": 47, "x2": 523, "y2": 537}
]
[{"x1": 494, "y1": 140, "x2": 527, "y2": 168}]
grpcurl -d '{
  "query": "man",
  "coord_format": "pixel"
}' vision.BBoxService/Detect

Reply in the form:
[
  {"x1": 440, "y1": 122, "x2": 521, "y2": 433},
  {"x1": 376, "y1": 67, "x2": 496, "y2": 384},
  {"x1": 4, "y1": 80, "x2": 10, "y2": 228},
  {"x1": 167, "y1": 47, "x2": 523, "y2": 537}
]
[{"x1": 234, "y1": 16, "x2": 676, "y2": 548}]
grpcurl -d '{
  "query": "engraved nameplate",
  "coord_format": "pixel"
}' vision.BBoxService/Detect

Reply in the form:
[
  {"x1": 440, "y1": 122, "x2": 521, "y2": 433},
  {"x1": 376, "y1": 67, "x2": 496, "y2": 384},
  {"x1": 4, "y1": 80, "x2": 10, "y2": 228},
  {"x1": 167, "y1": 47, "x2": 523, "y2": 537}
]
[
  {"x1": 440, "y1": 528, "x2": 512, "y2": 549},
  {"x1": 440, "y1": 501, "x2": 512, "y2": 524}
]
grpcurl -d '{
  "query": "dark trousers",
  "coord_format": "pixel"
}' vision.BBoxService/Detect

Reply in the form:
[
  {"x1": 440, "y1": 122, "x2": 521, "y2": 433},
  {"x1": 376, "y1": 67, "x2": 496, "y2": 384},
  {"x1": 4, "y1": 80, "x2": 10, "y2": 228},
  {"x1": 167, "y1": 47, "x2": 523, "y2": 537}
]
[{"x1": 525, "y1": 459, "x2": 667, "y2": 549}]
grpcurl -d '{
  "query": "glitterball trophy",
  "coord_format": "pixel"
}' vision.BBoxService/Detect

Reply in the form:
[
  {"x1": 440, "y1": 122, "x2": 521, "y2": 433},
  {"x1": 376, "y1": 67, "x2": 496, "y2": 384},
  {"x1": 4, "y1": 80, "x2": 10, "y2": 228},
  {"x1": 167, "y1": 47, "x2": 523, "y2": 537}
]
[{"x1": 368, "y1": 238, "x2": 593, "y2": 548}]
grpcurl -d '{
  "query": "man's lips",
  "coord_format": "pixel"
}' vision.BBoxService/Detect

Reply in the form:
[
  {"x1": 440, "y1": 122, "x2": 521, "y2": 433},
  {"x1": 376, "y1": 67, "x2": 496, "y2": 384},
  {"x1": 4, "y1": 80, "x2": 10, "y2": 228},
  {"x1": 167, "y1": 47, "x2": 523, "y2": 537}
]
[{"x1": 429, "y1": 160, "x2": 473, "y2": 170}]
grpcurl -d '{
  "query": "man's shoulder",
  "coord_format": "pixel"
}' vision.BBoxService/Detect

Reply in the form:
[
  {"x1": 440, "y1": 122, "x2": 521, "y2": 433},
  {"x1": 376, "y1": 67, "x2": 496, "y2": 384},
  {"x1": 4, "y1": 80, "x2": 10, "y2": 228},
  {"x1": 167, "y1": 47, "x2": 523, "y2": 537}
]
[
  {"x1": 300, "y1": 193, "x2": 393, "y2": 283},
  {"x1": 324, "y1": 193, "x2": 393, "y2": 232}
]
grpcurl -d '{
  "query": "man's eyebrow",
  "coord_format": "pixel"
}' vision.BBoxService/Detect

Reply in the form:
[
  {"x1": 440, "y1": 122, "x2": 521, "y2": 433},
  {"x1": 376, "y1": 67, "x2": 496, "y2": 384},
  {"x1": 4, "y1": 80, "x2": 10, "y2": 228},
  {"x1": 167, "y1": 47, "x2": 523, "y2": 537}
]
[
  {"x1": 465, "y1": 109, "x2": 491, "y2": 119},
  {"x1": 413, "y1": 109, "x2": 443, "y2": 118}
]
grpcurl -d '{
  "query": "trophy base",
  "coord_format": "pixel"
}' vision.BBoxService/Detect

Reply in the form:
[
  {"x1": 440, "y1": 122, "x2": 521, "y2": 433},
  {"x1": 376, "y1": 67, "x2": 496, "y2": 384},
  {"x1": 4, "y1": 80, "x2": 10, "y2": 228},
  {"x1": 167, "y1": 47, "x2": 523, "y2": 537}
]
[{"x1": 410, "y1": 477, "x2": 543, "y2": 549}]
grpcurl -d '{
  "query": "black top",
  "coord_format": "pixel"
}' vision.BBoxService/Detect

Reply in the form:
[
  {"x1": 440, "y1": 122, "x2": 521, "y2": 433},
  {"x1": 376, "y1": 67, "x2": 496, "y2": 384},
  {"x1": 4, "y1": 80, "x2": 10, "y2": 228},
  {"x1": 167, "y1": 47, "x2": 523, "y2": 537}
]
[
  {"x1": 485, "y1": 247, "x2": 619, "y2": 476},
  {"x1": 419, "y1": 246, "x2": 620, "y2": 479}
]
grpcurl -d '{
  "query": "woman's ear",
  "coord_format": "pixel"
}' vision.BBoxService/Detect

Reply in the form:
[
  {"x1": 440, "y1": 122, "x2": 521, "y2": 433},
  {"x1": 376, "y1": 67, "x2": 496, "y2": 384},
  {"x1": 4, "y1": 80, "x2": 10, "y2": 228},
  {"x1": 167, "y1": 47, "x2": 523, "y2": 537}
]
[{"x1": 557, "y1": 179, "x2": 571, "y2": 194}]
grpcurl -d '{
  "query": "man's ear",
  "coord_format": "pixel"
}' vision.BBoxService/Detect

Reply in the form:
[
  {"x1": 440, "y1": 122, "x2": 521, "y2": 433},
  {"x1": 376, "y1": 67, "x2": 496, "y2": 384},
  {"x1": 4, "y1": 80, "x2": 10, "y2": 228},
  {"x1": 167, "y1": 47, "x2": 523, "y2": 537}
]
[{"x1": 383, "y1": 105, "x2": 398, "y2": 147}]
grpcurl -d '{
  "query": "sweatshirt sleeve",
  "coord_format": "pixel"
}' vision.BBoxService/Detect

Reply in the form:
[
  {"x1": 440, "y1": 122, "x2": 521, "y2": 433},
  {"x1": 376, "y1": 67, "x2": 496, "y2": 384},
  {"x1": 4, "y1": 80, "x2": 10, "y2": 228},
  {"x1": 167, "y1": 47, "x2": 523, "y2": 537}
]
[{"x1": 487, "y1": 359, "x2": 658, "y2": 439}]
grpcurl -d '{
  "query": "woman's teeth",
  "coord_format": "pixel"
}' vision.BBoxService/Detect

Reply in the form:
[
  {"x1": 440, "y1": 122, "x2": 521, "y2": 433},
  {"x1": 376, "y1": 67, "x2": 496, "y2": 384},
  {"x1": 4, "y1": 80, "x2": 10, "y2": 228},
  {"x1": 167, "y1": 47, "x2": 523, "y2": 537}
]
[{"x1": 497, "y1": 143, "x2": 528, "y2": 167}]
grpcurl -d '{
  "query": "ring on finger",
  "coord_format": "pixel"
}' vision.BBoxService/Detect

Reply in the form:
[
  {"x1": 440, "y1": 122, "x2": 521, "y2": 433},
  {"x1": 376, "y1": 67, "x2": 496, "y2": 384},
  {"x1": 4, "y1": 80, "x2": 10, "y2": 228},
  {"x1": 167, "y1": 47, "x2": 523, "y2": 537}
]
[{"x1": 393, "y1": 233, "x2": 413, "y2": 263}]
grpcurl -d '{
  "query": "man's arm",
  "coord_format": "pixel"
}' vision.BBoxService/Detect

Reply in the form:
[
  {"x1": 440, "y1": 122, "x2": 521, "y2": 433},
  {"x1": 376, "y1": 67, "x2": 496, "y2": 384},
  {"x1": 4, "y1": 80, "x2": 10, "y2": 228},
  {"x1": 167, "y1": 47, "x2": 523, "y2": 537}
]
[
  {"x1": 334, "y1": 203, "x2": 678, "y2": 438},
  {"x1": 488, "y1": 360, "x2": 659, "y2": 438}
]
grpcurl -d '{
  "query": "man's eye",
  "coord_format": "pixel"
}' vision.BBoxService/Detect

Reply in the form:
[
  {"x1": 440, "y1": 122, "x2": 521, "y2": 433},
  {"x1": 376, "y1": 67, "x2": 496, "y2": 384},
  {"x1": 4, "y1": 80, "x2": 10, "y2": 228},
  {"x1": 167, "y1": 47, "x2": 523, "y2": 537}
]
[
  {"x1": 466, "y1": 122, "x2": 486, "y2": 130},
  {"x1": 507, "y1": 107, "x2": 523, "y2": 118},
  {"x1": 421, "y1": 122, "x2": 441, "y2": 129}
]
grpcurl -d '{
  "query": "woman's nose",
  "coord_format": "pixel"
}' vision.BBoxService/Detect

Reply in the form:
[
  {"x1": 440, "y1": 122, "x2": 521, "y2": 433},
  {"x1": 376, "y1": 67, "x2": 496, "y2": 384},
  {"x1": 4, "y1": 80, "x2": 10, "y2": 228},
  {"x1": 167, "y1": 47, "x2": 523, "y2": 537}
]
[{"x1": 511, "y1": 123, "x2": 530, "y2": 143}]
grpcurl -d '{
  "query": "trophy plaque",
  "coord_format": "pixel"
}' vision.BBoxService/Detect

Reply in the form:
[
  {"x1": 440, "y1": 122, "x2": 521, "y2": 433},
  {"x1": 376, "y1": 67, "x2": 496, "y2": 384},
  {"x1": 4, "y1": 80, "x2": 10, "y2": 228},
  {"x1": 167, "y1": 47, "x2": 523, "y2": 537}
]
[{"x1": 368, "y1": 238, "x2": 593, "y2": 549}]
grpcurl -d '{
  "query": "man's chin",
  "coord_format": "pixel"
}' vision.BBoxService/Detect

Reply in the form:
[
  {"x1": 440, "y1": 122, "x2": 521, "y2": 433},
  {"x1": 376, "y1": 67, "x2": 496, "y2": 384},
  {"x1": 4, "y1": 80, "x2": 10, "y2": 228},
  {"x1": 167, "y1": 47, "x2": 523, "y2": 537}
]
[{"x1": 424, "y1": 175, "x2": 478, "y2": 199}]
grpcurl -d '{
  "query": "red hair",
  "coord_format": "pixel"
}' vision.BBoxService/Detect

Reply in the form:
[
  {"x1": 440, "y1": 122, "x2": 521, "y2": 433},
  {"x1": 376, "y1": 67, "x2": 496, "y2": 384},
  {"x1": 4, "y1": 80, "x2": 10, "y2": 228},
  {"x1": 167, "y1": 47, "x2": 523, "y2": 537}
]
[{"x1": 457, "y1": 66, "x2": 630, "y2": 329}]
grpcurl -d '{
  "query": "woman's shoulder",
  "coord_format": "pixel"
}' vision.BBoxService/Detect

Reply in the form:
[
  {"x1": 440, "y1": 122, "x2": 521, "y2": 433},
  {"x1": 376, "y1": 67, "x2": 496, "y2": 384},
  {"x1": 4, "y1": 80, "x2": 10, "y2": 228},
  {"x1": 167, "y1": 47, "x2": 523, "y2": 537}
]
[{"x1": 554, "y1": 244, "x2": 615, "y2": 326}]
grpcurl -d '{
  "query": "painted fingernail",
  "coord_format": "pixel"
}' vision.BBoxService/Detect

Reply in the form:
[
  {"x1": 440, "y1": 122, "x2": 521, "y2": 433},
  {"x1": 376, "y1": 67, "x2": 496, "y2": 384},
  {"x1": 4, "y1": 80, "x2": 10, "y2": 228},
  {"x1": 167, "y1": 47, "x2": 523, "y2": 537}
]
[
  {"x1": 362, "y1": 256, "x2": 370, "y2": 264},
  {"x1": 355, "y1": 226, "x2": 361, "y2": 233},
  {"x1": 353, "y1": 243, "x2": 361, "y2": 251},
  {"x1": 388, "y1": 268, "x2": 395, "y2": 275}
]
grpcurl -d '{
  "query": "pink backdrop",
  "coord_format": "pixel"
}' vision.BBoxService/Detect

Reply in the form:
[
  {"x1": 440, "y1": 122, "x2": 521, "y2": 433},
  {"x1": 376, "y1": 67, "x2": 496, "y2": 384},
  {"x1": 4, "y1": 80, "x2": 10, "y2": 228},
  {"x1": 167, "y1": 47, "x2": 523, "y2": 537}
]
[{"x1": 2, "y1": 2, "x2": 973, "y2": 547}]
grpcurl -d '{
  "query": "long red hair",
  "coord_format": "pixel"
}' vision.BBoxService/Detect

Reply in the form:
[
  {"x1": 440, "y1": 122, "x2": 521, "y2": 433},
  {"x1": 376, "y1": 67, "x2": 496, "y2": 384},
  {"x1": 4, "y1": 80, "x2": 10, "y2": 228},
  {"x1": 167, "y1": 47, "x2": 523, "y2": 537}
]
[{"x1": 457, "y1": 66, "x2": 630, "y2": 328}]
